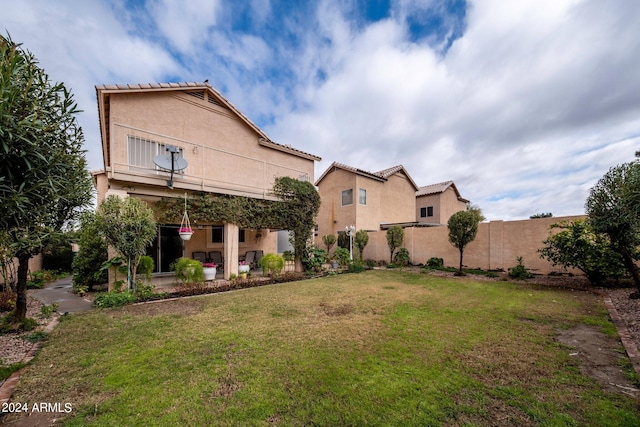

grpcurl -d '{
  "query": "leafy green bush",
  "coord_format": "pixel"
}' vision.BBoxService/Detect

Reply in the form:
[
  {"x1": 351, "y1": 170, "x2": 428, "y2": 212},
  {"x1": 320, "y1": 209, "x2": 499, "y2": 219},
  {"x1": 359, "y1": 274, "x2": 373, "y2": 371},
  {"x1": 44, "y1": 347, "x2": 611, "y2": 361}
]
[
  {"x1": 260, "y1": 253, "x2": 285, "y2": 276},
  {"x1": 27, "y1": 271, "x2": 47, "y2": 289},
  {"x1": 0, "y1": 292, "x2": 16, "y2": 312},
  {"x1": 172, "y1": 258, "x2": 204, "y2": 284},
  {"x1": 94, "y1": 291, "x2": 137, "y2": 308},
  {"x1": 348, "y1": 261, "x2": 365, "y2": 273},
  {"x1": 137, "y1": 255, "x2": 154, "y2": 284},
  {"x1": 508, "y1": 257, "x2": 534, "y2": 280},
  {"x1": 135, "y1": 282, "x2": 156, "y2": 300},
  {"x1": 24, "y1": 331, "x2": 48, "y2": 343},
  {"x1": 304, "y1": 248, "x2": 327, "y2": 272},
  {"x1": 72, "y1": 212, "x2": 108, "y2": 291},
  {"x1": 40, "y1": 302, "x2": 59, "y2": 318},
  {"x1": 334, "y1": 247, "x2": 351, "y2": 266},
  {"x1": 393, "y1": 248, "x2": 411, "y2": 267},
  {"x1": 364, "y1": 259, "x2": 377, "y2": 268},
  {"x1": 0, "y1": 314, "x2": 38, "y2": 333},
  {"x1": 426, "y1": 257, "x2": 444, "y2": 268}
]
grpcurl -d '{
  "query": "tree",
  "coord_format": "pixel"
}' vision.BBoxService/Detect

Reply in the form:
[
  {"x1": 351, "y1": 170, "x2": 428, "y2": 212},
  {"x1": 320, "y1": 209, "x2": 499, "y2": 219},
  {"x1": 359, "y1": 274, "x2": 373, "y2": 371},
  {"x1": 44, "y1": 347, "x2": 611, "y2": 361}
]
[
  {"x1": 271, "y1": 177, "x2": 321, "y2": 272},
  {"x1": 72, "y1": 212, "x2": 108, "y2": 292},
  {"x1": 354, "y1": 229, "x2": 369, "y2": 262},
  {"x1": 386, "y1": 226, "x2": 404, "y2": 263},
  {"x1": 95, "y1": 196, "x2": 157, "y2": 291},
  {"x1": 539, "y1": 219, "x2": 625, "y2": 285},
  {"x1": 0, "y1": 35, "x2": 93, "y2": 321},
  {"x1": 586, "y1": 160, "x2": 640, "y2": 296},
  {"x1": 448, "y1": 205, "x2": 485, "y2": 273},
  {"x1": 322, "y1": 234, "x2": 336, "y2": 254},
  {"x1": 530, "y1": 212, "x2": 553, "y2": 219}
]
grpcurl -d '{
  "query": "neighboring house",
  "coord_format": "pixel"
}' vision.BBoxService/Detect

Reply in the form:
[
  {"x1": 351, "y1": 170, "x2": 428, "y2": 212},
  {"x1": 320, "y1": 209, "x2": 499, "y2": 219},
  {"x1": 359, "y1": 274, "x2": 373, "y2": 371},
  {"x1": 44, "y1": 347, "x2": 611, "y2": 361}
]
[
  {"x1": 93, "y1": 82, "x2": 320, "y2": 279},
  {"x1": 315, "y1": 162, "x2": 467, "y2": 244},
  {"x1": 415, "y1": 181, "x2": 469, "y2": 225}
]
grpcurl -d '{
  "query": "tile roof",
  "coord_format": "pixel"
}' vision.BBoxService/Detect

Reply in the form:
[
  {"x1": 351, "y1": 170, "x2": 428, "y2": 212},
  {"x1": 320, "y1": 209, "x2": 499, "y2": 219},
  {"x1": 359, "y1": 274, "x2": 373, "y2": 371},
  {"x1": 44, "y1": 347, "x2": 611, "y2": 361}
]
[
  {"x1": 95, "y1": 82, "x2": 321, "y2": 163},
  {"x1": 315, "y1": 162, "x2": 419, "y2": 190},
  {"x1": 416, "y1": 180, "x2": 469, "y2": 203}
]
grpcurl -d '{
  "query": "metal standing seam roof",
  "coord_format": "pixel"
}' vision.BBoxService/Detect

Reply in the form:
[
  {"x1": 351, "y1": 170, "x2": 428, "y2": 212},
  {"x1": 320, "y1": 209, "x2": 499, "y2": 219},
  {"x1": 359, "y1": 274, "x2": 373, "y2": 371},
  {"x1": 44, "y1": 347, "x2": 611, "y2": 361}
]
[{"x1": 95, "y1": 82, "x2": 321, "y2": 166}]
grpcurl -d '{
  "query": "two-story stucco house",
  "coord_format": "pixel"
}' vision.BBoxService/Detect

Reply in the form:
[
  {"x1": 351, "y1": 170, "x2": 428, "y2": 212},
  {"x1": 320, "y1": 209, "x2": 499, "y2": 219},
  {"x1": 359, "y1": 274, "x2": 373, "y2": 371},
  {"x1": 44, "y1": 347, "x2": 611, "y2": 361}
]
[
  {"x1": 314, "y1": 161, "x2": 468, "y2": 248},
  {"x1": 415, "y1": 181, "x2": 469, "y2": 225},
  {"x1": 92, "y1": 82, "x2": 320, "y2": 279}
]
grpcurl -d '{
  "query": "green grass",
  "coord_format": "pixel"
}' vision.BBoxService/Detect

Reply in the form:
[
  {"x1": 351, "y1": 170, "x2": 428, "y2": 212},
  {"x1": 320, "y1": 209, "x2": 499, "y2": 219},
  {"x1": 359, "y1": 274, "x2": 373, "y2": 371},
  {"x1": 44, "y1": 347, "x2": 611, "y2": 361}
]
[{"x1": 11, "y1": 271, "x2": 640, "y2": 426}]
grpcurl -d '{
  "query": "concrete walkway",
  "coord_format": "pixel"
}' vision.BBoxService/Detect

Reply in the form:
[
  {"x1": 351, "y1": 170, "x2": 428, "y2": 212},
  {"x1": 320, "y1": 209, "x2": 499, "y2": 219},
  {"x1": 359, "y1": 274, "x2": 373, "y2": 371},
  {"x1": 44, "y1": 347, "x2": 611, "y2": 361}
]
[{"x1": 31, "y1": 275, "x2": 93, "y2": 313}]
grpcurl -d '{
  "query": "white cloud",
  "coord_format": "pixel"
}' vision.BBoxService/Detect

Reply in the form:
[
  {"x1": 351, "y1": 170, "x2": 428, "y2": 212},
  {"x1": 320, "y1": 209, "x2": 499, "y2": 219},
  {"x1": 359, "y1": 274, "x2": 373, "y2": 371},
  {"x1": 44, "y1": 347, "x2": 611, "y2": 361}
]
[
  {"x1": 148, "y1": 0, "x2": 221, "y2": 54},
  {"x1": 1, "y1": 0, "x2": 638, "y2": 220}
]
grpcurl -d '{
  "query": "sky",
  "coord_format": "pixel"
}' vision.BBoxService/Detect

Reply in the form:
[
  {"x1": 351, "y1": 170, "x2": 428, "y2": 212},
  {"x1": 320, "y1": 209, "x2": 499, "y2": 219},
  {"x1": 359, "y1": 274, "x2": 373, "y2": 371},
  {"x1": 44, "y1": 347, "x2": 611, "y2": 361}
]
[{"x1": 2, "y1": 0, "x2": 639, "y2": 221}]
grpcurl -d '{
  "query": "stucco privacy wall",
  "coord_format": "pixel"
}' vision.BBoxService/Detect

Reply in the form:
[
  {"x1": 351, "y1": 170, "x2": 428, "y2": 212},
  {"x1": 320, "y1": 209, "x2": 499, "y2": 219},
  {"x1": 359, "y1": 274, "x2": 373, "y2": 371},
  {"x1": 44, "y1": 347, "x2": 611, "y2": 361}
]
[{"x1": 361, "y1": 215, "x2": 586, "y2": 274}]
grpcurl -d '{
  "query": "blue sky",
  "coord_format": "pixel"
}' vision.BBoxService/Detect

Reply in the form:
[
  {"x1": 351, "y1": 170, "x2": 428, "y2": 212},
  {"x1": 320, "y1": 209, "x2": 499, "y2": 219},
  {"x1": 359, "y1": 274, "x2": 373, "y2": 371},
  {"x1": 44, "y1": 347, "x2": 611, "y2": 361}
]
[{"x1": 2, "y1": 0, "x2": 639, "y2": 220}]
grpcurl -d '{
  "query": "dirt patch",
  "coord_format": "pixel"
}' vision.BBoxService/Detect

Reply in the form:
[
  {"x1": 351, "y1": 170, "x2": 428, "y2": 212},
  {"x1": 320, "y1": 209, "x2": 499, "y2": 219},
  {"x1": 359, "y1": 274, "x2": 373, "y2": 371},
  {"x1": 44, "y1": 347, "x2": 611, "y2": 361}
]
[{"x1": 556, "y1": 324, "x2": 639, "y2": 397}]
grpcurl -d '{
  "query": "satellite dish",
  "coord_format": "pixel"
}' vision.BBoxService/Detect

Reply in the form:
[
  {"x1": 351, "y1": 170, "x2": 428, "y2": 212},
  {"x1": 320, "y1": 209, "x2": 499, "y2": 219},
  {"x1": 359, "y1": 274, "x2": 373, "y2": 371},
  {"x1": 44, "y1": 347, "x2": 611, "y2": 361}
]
[
  {"x1": 153, "y1": 145, "x2": 189, "y2": 189},
  {"x1": 153, "y1": 155, "x2": 188, "y2": 171}
]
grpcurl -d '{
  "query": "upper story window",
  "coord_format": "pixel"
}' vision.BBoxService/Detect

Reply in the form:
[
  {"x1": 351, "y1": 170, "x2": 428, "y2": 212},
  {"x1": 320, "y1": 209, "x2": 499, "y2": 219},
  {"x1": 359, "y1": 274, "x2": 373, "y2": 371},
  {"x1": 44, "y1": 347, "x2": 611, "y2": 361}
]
[
  {"x1": 359, "y1": 188, "x2": 367, "y2": 205},
  {"x1": 128, "y1": 136, "x2": 183, "y2": 172},
  {"x1": 420, "y1": 207, "x2": 434, "y2": 218},
  {"x1": 341, "y1": 189, "x2": 353, "y2": 206}
]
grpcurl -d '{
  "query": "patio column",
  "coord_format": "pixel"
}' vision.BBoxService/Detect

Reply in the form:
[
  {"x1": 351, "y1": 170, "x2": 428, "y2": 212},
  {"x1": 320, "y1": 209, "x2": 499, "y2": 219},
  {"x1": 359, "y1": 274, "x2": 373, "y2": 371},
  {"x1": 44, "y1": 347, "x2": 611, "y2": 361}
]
[{"x1": 223, "y1": 223, "x2": 239, "y2": 280}]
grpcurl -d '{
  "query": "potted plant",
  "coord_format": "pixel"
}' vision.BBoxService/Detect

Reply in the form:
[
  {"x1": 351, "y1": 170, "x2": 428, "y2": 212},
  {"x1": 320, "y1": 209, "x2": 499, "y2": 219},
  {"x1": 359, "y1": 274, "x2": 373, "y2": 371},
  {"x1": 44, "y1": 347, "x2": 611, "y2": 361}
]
[
  {"x1": 178, "y1": 226, "x2": 193, "y2": 240},
  {"x1": 238, "y1": 260, "x2": 250, "y2": 274},
  {"x1": 202, "y1": 261, "x2": 216, "y2": 281}
]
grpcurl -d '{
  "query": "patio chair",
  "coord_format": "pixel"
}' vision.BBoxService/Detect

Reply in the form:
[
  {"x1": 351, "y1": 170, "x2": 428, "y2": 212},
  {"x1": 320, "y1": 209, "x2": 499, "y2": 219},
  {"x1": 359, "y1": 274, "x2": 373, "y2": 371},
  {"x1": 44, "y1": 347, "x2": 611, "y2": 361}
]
[
  {"x1": 192, "y1": 251, "x2": 206, "y2": 263},
  {"x1": 255, "y1": 250, "x2": 264, "y2": 269},
  {"x1": 208, "y1": 251, "x2": 223, "y2": 270},
  {"x1": 244, "y1": 251, "x2": 256, "y2": 269}
]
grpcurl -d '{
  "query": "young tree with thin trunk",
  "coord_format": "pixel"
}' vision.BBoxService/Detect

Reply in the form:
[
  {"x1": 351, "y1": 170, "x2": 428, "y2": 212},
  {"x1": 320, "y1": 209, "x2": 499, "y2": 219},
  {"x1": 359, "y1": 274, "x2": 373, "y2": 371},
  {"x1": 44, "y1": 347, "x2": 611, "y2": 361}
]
[
  {"x1": 95, "y1": 196, "x2": 157, "y2": 291},
  {"x1": 447, "y1": 205, "x2": 485, "y2": 274},
  {"x1": 386, "y1": 226, "x2": 404, "y2": 263}
]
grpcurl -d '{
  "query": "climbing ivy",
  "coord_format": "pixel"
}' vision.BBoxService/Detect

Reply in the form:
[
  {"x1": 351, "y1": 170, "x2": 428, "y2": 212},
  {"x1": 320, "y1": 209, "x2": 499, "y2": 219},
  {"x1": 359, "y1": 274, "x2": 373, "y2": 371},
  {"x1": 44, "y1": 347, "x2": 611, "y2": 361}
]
[{"x1": 155, "y1": 177, "x2": 320, "y2": 269}]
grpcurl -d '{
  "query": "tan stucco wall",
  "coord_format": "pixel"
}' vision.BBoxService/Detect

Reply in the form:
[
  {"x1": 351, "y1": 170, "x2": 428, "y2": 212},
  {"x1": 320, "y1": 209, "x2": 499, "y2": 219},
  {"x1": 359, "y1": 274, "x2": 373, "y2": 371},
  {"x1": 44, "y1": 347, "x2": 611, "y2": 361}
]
[
  {"x1": 361, "y1": 215, "x2": 587, "y2": 274},
  {"x1": 105, "y1": 91, "x2": 315, "y2": 199},
  {"x1": 416, "y1": 187, "x2": 467, "y2": 224},
  {"x1": 316, "y1": 168, "x2": 417, "y2": 242}
]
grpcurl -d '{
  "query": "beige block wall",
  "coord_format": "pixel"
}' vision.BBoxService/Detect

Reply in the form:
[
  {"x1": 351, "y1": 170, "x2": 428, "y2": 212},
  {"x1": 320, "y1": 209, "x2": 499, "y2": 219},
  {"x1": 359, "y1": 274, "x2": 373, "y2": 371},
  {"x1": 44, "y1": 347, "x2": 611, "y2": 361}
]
[
  {"x1": 1, "y1": 254, "x2": 43, "y2": 287},
  {"x1": 362, "y1": 215, "x2": 586, "y2": 274}
]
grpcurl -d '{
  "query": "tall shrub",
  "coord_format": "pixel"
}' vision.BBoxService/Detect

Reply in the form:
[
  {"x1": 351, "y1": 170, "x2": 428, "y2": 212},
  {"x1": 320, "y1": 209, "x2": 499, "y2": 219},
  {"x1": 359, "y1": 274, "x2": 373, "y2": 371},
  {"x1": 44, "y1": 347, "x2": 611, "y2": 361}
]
[
  {"x1": 448, "y1": 205, "x2": 484, "y2": 274},
  {"x1": 386, "y1": 226, "x2": 404, "y2": 263},
  {"x1": 72, "y1": 212, "x2": 108, "y2": 291}
]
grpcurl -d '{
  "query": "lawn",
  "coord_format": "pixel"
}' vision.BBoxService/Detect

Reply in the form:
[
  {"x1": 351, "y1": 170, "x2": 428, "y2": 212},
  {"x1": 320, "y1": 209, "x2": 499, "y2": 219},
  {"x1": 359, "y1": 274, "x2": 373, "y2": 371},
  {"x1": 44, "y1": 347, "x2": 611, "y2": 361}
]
[{"x1": 8, "y1": 271, "x2": 640, "y2": 426}]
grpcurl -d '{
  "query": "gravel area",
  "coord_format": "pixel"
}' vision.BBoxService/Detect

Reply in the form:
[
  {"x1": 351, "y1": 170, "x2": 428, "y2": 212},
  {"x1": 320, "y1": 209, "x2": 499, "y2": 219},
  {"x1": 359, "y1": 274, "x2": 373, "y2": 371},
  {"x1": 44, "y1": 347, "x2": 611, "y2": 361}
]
[
  {"x1": 0, "y1": 291, "x2": 50, "y2": 367},
  {"x1": 606, "y1": 287, "x2": 640, "y2": 352}
]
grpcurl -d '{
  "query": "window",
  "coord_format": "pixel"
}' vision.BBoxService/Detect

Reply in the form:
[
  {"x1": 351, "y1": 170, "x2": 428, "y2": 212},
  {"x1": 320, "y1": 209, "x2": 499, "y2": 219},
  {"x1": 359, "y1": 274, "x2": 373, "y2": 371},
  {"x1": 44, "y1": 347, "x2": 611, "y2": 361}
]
[
  {"x1": 341, "y1": 189, "x2": 353, "y2": 206},
  {"x1": 211, "y1": 227, "x2": 245, "y2": 243},
  {"x1": 359, "y1": 188, "x2": 367, "y2": 205},
  {"x1": 211, "y1": 226, "x2": 224, "y2": 243},
  {"x1": 420, "y1": 207, "x2": 434, "y2": 218},
  {"x1": 127, "y1": 136, "x2": 183, "y2": 172}
]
